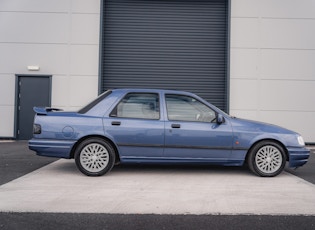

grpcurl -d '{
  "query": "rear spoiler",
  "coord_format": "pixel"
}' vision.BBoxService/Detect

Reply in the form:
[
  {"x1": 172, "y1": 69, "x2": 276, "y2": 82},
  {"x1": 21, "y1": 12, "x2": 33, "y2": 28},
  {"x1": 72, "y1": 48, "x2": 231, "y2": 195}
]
[{"x1": 33, "y1": 107, "x2": 63, "y2": 115}]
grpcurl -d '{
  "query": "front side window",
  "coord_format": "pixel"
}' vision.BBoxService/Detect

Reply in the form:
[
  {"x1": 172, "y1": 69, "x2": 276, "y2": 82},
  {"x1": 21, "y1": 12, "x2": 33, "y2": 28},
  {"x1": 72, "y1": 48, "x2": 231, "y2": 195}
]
[
  {"x1": 111, "y1": 93, "x2": 160, "y2": 119},
  {"x1": 166, "y1": 94, "x2": 216, "y2": 122}
]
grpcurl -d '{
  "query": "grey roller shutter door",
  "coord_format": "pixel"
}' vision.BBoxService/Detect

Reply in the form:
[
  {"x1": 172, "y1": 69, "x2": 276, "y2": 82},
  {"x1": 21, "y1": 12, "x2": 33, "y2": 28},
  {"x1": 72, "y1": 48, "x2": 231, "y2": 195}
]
[{"x1": 100, "y1": 0, "x2": 228, "y2": 111}]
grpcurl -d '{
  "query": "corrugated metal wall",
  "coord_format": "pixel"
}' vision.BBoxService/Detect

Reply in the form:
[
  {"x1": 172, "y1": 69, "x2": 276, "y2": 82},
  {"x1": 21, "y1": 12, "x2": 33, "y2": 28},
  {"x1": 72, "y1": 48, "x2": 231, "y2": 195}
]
[{"x1": 100, "y1": 0, "x2": 228, "y2": 111}]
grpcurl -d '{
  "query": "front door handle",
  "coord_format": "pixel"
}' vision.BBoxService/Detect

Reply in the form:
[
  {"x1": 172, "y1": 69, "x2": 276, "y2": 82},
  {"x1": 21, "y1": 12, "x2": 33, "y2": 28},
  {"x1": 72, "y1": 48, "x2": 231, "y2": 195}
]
[
  {"x1": 171, "y1": 124, "x2": 181, "y2": 128},
  {"x1": 111, "y1": 121, "x2": 121, "y2": 126}
]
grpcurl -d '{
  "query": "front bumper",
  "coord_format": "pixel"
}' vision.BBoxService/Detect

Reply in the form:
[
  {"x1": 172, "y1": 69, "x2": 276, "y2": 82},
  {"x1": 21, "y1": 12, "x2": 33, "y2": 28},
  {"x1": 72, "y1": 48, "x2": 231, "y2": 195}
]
[
  {"x1": 29, "y1": 139, "x2": 76, "y2": 159},
  {"x1": 287, "y1": 147, "x2": 310, "y2": 168}
]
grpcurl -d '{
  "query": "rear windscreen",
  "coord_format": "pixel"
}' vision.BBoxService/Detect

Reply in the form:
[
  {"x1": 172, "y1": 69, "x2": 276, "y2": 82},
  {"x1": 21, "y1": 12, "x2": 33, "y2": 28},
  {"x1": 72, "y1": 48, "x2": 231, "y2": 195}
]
[{"x1": 78, "y1": 90, "x2": 112, "y2": 114}]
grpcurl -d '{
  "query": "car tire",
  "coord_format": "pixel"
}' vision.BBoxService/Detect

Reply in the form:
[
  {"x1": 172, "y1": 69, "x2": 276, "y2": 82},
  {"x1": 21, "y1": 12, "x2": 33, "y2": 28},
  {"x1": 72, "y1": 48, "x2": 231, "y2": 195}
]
[
  {"x1": 74, "y1": 138, "x2": 116, "y2": 176},
  {"x1": 247, "y1": 141, "x2": 286, "y2": 177}
]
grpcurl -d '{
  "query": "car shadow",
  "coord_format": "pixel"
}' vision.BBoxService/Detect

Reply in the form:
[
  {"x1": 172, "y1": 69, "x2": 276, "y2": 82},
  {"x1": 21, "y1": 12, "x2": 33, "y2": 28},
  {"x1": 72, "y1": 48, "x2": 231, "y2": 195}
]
[
  {"x1": 50, "y1": 160, "x2": 252, "y2": 177},
  {"x1": 111, "y1": 163, "x2": 251, "y2": 176},
  {"x1": 49, "y1": 158, "x2": 313, "y2": 181}
]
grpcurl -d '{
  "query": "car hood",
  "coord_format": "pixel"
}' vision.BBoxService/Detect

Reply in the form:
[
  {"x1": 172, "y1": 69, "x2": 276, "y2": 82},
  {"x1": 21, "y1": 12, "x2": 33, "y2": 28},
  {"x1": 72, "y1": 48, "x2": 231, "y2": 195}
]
[{"x1": 229, "y1": 117, "x2": 297, "y2": 135}]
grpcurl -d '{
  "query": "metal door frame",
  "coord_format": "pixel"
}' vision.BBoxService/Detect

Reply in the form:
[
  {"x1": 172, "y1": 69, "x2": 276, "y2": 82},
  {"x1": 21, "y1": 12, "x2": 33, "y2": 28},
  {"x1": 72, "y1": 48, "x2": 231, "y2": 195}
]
[{"x1": 14, "y1": 74, "x2": 52, "y2": 139}]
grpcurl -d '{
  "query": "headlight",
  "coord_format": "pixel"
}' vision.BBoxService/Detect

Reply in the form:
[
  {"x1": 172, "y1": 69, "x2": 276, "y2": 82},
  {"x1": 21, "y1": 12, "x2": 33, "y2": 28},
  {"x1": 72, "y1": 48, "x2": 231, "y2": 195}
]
[{"x1": 297, "y1": 135, "x2": 305, "y2": 146}]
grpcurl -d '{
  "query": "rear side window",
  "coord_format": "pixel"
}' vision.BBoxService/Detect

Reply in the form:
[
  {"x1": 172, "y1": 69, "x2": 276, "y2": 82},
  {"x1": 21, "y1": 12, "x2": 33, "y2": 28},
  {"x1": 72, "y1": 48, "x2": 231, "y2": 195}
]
[
  {"x1": 78, "y1": 90, "x2": 112, "y2": 114},
  {"x1": 110, "y1": 93, "x2": 160, "y2": 120}
]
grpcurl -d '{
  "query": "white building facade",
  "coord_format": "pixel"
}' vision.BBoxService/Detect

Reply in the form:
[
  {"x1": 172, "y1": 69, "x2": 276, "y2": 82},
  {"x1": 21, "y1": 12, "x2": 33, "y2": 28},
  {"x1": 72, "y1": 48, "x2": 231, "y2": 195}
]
[{"x1": 0, "y1": 0, "x2": 314, "y2": 142}]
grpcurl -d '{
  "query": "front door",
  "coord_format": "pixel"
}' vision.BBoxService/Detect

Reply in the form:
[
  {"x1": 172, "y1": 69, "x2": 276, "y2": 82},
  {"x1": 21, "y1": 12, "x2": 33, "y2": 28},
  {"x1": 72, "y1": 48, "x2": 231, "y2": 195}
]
[
  {"x1": 16, "y1": 75, "x2": 51, "y2": 140},
  {"x1": 164, "y1": 94, "x2": 233, "y2": 161}
]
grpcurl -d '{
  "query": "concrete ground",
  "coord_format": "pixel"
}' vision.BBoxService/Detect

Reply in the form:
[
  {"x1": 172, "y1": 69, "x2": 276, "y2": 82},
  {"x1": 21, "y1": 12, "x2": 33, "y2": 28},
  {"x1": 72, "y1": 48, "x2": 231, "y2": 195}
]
[
  {"x1": 1, "y1": 159, "x2": 315, "y2": 215},
  {"x1": 0, "y1": 141, "x2": 315, "y2": 229},
  {"x1": 0, "y1": 142, "x2": 315, "y2": 215}
]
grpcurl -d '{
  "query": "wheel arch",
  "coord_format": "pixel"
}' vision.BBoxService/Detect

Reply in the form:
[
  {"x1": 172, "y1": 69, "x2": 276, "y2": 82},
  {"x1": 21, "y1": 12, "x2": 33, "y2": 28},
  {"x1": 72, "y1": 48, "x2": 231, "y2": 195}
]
[
  {"x1": 245, "y1": 138, "x2": 289, "y2": 163},
  {"x1": 70, "y1": 135, "x2": 120, "y2": 164}
]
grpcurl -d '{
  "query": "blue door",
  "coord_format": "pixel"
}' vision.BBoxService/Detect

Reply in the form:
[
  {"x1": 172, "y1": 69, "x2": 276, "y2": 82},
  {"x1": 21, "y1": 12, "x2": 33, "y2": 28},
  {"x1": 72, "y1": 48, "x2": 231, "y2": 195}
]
[
  {"x1": 104, "y1": 93, "x2": 164, "y2": 162},
  {"x1": 164, "y1": 94, "x2": 233, "y2": 162}
]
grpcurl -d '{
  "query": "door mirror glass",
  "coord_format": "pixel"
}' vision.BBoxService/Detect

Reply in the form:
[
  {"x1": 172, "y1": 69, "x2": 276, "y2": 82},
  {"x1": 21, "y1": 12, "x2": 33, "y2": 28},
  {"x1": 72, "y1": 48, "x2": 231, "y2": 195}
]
[{"x1": 217, "y1": 114, "x2": 224, "y2": 124}]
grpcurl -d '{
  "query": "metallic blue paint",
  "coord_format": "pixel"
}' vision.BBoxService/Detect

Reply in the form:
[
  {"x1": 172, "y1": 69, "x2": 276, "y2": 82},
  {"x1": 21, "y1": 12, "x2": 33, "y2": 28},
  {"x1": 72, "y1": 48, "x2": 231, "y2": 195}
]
[
  {"x1": 287, "y1": 147, "x2": 311, "y2": 167},
  {"x1": 29, "y1": 139, "x2": 75, "y2": 158},
  {"x1": 28, "y1": 89, "x2": 310, "y2": 170}
]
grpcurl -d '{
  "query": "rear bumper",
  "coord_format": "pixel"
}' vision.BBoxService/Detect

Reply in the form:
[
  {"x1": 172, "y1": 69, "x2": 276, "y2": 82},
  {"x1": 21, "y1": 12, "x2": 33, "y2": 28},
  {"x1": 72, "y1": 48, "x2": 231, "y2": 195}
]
[
  {"x1": 287, "y1": 147, "x2": 310, "y2": 168},
  {"x1": 28, "y1": 139, "x2": 76, "y2": 159}
]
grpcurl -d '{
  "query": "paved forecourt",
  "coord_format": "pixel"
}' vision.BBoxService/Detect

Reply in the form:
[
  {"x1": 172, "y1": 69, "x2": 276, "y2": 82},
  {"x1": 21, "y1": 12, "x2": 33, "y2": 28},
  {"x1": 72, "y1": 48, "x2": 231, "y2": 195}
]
[{"x1": 0, "y1": 159, "x2": 315, "y2": 215}]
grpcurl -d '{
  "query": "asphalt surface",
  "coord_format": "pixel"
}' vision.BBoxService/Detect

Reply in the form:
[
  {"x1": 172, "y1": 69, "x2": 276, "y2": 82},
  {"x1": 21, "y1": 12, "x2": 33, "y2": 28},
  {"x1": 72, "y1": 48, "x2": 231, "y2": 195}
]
[
  {"x1": 0, "y1": 141, "x2": 57, "y2": 185},
  {"x1": 1, "y1": 213, "x2": 315, "y2": 230},
  {"x1": 0, "y1": 141, "x2": 315, "y2": 229}
]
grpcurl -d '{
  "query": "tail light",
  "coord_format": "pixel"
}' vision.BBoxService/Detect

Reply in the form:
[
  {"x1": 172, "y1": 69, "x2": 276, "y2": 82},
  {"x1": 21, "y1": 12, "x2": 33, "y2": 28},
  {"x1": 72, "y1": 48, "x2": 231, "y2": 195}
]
[{"x1": 33, "y1": 124, "x2": 41, "y2": 134}]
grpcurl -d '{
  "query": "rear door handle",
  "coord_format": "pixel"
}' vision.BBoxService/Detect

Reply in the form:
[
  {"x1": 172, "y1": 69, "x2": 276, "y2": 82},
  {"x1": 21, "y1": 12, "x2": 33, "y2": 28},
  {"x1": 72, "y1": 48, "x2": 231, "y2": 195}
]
[
  {"x1": 111, "y1": 121, "x2": 121, "y2": 126},
  {"x1": 171, "y1": 124, "x2": 181, "y2": 128}
]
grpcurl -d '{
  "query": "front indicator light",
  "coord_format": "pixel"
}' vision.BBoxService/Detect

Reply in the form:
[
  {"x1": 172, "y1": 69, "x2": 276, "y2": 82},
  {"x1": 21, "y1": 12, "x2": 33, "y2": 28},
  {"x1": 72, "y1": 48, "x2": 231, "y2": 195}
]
[
  {"x1": 33, "y1": 124, "x2": 41, "y2": 134},
  {"x1": 297, "y1": 135, "x2": 305, "y2": 146}
]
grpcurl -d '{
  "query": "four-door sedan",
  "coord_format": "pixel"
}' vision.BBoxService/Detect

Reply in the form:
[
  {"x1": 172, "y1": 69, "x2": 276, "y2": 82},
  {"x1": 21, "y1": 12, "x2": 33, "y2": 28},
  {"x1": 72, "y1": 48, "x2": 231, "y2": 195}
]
[{"x1": 29, "y1": 89, "x2": 310, "y2": 177}]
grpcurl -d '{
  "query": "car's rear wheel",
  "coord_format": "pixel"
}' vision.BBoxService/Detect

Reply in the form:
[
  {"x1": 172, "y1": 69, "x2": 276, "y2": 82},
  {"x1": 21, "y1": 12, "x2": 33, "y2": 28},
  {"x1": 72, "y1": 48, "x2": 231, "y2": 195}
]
[
  {"x1": 248, "y1": 141, "x2": 286, "y2": 177},
  {"x1": 74, "y1": 138, "x2": 115, "y2": 176}
]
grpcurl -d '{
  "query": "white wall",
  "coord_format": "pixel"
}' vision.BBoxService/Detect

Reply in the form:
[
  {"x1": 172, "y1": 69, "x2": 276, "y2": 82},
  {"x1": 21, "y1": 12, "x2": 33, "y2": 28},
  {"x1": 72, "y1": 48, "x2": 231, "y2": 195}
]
[
  {"x1": 230, "y1": 0, "x2": 315, "y2": 142},
  {"x1": 1, "y1": 0, "x2": 315, "y2": 142},
  {"x1": 0, "y1": 0, "x2": 100, "y2": 137}
]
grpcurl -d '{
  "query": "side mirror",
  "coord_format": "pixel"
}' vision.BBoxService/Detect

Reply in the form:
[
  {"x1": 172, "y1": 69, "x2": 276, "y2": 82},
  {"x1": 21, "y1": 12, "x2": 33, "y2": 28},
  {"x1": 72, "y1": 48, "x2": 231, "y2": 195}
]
[{"x1": 216, "y1": 114, "x2": 224, "y2": 124}]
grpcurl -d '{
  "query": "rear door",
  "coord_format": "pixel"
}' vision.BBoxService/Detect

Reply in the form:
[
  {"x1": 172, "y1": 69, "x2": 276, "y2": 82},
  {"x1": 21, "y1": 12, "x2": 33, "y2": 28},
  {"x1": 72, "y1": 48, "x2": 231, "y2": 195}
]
[{"x1": 104, "y1": 92, "x2": 164, "y2": 161}]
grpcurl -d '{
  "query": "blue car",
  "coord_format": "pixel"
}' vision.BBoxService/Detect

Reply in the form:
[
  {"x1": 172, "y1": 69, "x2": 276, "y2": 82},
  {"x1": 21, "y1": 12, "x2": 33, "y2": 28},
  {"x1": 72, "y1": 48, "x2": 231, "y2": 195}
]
[{"x1": 29, "y1": 89, "x2": 310, "y2": 177}]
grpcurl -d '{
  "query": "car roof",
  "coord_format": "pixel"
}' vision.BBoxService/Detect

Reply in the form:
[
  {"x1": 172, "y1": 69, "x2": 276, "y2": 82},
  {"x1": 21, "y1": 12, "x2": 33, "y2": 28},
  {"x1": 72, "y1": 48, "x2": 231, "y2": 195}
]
[{"x1": 110, "y1": 88, "x2": 193, "y2": 95}]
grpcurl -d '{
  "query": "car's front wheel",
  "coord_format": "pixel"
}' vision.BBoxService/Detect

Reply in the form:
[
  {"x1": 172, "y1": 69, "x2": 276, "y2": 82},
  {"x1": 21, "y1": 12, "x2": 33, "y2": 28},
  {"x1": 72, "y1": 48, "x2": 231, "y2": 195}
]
[
  {"x1": 248, "y1": 141, "x2": 286, "y2": 177},
  {"x1": 74, "y1": 138, "x2": 115, "y2": 176}
]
